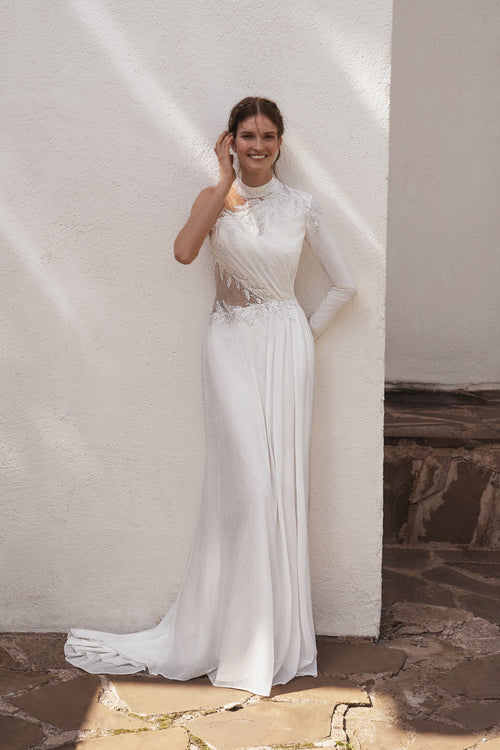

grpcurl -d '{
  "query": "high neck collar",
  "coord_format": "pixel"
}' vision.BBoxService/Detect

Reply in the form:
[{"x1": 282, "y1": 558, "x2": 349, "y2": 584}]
[{"x1": 235, "y1": 175, "x2": 277, "y2": 199}]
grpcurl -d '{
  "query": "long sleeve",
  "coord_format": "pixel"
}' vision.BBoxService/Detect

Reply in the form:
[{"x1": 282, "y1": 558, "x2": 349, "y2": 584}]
[{"x1": 305, "y1": 196, "x2": 357, "y2": 339}]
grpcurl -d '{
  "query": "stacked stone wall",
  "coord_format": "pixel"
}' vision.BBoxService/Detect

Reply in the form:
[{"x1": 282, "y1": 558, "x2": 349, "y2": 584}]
[
  {"x1": 384, "y1": 390, "x2": 500, "y2": 549},
  {"x1": 384, "y1": 444, "x2": 499, "y2": 548}
]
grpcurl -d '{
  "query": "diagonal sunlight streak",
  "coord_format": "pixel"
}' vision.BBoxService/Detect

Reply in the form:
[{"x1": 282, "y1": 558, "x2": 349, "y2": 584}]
[
  {"x1": 69, "y1": 0, "x2": 208, "y2": 162},
  {"x1": 308, "y1": 7, "x2": 390, "y2": 134},
  {"x1": 0, "y1": 195, "x2": 81, "y2": 330},
  {"x1": 69, "y1": 0, "x2": 381, "y2": 252},
  {"x1": 287, "y1": 135, "x2": 383, "y2": 253}
]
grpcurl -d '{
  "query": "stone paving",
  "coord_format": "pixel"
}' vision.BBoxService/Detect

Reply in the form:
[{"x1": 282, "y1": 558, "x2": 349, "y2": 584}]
[{"x1": 1, "y1": 547, "x2": 499, "y2": 749}]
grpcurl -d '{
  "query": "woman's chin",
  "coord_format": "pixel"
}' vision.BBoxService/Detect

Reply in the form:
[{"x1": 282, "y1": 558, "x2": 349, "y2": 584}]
[{"x1": 240, "y1": 161, "x2": 273, "y2": 181}]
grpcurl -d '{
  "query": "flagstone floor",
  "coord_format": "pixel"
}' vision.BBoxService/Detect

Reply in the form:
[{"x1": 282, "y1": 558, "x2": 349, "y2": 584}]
[{"x1": 1, "y1": 547, "x2": 499, "y2": 750}]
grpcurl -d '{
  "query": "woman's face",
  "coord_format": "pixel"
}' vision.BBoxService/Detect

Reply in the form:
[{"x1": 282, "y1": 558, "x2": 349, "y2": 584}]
[{"x1": 233, "y1": 114, "x2": 282, "y2": 178}]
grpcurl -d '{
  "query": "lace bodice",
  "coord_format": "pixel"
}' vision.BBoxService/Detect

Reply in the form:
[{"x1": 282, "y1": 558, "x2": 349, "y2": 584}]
[{"x1": 209, "y1": 176, "x2": 357, "y2": 337}]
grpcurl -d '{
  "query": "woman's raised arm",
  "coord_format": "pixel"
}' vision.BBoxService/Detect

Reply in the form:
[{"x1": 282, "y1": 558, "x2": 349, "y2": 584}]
[
  {"x1": 174, "y1": 131, "x2": 235, "y2": 265},
  {"x1": 173, "y1": 184, "x2": 229, "y2": 264}
]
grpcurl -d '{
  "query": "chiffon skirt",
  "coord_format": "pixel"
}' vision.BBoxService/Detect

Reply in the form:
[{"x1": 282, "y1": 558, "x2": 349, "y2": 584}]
[{"x1": 65, "y1": 301, "x2": 317, "y2": 696}]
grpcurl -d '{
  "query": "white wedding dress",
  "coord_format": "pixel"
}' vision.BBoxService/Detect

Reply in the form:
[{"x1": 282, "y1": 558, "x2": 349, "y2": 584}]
[{"x1": 65, "y1": 175, "x2": 357, "y2": 697}]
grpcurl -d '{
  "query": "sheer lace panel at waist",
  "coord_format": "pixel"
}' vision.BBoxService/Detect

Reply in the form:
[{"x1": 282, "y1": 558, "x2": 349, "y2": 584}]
[
  {"x1": 210, "y1": 263, "x2": 298, "y2": 326},
  {"x1": 213, "y1": 262, "x2": 268, "y2": 308}
]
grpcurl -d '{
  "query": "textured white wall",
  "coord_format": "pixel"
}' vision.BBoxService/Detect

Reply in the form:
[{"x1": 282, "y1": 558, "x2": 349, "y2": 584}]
[
  {"x1": 0, "y1": 0, "x2": 391, "y2": 637},
  {"x1": 386, "y1": 0, "x2": 500, "y2": 388}
]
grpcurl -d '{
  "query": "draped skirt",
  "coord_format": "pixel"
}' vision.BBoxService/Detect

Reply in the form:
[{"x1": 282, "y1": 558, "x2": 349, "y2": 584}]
[{"x1": 65, "y1": 300, "x2": 317, "y2": 696}]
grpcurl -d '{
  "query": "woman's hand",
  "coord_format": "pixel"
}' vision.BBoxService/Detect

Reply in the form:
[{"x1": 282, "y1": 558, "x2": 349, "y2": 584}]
[{"x1": 214, "y1": 131, "x2": 236, "y2": 188}]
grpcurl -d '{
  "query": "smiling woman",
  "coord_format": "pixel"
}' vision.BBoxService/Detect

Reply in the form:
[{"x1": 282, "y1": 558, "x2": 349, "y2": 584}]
[{"x1": 65, "y1": 96, "x2": 358, "y2": 697}]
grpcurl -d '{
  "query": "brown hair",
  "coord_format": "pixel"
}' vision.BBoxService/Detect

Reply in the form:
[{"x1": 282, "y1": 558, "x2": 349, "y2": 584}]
[{"x1": 228, "y1": 97, "x2": 285, "y2": 174}]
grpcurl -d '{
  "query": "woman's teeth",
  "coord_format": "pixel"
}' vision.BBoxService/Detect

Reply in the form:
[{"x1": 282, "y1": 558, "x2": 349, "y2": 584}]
[{"x1": 249, "y1": 155, "x2": 266, "y2": 159}]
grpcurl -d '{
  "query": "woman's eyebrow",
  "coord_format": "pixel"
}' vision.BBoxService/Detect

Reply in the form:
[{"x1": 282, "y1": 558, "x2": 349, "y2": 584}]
[{"x1": 240, "y1": 130, "x2": 277, "y2": 136}]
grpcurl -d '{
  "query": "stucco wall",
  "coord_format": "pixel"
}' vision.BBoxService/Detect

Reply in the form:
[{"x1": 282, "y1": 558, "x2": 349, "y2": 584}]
[
  {"x1": 1, "y1": 0, "x2": 391, "y2": 636},
  {"x1": 386, "y1": 0, "x2": 500, "y2": 388}
]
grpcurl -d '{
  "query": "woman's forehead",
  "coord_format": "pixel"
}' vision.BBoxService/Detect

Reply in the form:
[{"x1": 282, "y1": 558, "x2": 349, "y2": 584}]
[{"x1": 238, "y1": 114, "x2": 278, "y2": 133}]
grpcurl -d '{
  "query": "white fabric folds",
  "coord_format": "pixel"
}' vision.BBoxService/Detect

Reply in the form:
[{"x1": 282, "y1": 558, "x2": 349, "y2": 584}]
[{"x1": 65, "y1": 177, "x2": 357, "y2": 696}]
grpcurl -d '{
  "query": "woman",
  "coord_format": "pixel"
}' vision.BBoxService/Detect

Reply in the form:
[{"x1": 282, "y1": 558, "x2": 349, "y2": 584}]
[{"x1": 65, "y1": 97, "x2": 357, "y2": 697}]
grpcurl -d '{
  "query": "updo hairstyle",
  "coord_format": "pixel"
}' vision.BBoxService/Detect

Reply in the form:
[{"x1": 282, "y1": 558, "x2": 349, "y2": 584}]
[{"x1": 228, "y1": 97, "x2": 285, "y2": 174}]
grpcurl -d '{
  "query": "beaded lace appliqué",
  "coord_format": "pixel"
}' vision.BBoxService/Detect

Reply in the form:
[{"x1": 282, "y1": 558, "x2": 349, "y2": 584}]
[
  {"x1": 306, "y1": 197, "x2": 321, "y2": 233},
  {"x1": 210, "y1": 299, "x2": 298, "y2": 327}
]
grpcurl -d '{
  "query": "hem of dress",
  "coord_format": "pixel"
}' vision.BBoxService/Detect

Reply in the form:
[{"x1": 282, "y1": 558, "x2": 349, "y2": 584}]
[
  {"x1": 206, "y1": 657, "x2": 318, "y2": 698},
  {"x1": 64, "y1": 633, "x2": 147, "y2": 675},
  {"x1": 65, "y1": 631, "x2": 318, "y2": 698},
  {"x1": 207, "y1": 671, "x2": 269, "y2": 697}
]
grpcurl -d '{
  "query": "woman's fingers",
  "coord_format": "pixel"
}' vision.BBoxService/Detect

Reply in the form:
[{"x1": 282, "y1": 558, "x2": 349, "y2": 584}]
[
  {"x1": 214, "y1": 131, "x2": 236, "y2": 183},
  {"x1": 215, "y1": 134, "x2": 234, "y2": 167},
  {"x1": 214, "y1": 132, "x2": 231, "y2": 153}
]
